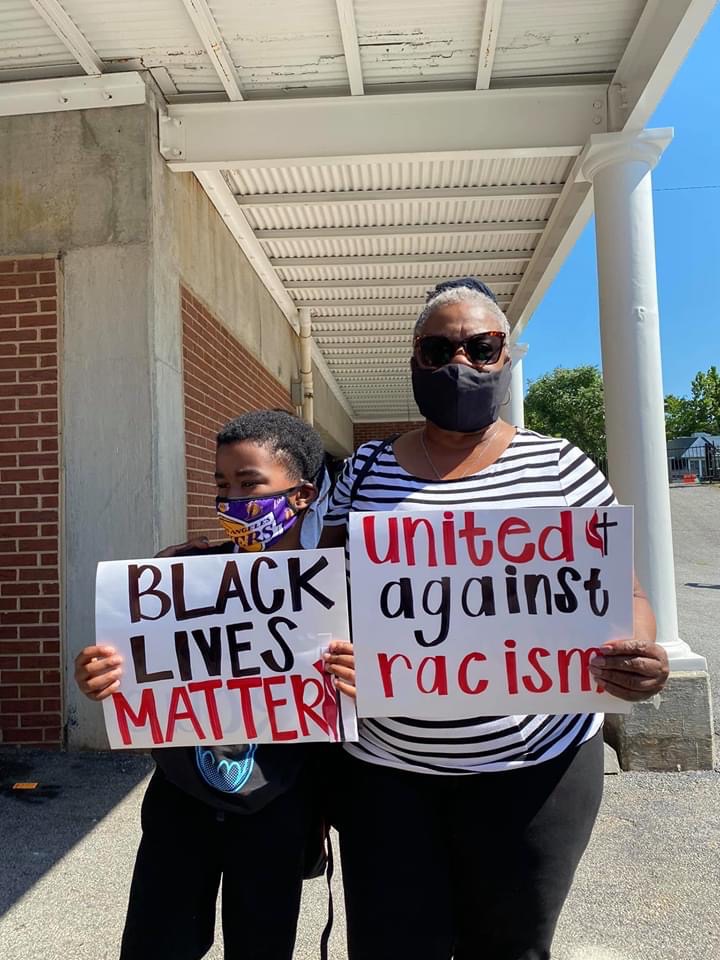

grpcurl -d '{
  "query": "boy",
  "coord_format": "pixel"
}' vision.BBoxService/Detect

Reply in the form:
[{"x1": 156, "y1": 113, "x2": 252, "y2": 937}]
[{"x1": 75, "y1": 410, "x2": 354, "y2": 960}]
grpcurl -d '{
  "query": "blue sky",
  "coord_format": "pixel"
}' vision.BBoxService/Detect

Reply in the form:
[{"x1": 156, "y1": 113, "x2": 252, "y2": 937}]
[{"x1": 521, "y1": 5, "x2": 720, "y2": 398}]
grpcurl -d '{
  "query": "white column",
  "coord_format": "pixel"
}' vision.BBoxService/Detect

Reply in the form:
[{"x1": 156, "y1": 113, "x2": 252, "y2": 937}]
[
  {"x1": 508, "y1": 342, "x2": 528, "y2": 427},
  {"x1": 582, "y1": 129, "x2": 705, "y2": 670}
]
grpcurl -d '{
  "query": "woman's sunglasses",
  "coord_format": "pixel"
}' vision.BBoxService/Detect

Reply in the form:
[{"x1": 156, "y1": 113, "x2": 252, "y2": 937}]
[{"x1": 414, "y1": 332, "x2": 506, "y2": 370}]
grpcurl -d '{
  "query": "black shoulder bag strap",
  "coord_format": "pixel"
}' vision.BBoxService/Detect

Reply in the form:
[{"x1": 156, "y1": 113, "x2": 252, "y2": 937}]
[{"x1": 349, "y1": 433, "x2": 400, "y2": 504}]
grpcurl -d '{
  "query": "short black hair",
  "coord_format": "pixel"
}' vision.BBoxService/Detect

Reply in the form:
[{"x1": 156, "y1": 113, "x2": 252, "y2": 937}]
[{"x1": 216, "y1": 410, "x2": 325, "y2": 482}]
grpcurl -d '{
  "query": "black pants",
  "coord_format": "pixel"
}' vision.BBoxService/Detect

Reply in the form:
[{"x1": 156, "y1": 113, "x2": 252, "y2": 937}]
[
  {"x1": 335, "y1": 733, "x2": 604, "y2": 960},
  {"x1": 120, "y1": 771, "x2": 311, "y2": 960}
]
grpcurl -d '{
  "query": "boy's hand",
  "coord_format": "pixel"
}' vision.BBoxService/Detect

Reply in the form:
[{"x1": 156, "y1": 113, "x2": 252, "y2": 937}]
[
  {"x1": 155, "y1": 537, "x2": 210, "y2": 558},
  {"x1": 324, "y1": 640, "x2": 356, "y2": 700},
  {"x1": 74, "y1": 645, "x2": 123, "y2": 701}
]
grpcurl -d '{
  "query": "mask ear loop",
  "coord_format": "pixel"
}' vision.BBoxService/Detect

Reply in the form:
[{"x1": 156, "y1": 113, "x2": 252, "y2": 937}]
[{"x1": 500, "y1": 357, "x2": 513, "y2": 407}]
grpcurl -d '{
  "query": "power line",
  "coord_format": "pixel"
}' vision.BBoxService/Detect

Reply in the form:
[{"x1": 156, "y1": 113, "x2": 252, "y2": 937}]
[{"x1": 653, "y1": 184, "x2": 720, "y2": 192}]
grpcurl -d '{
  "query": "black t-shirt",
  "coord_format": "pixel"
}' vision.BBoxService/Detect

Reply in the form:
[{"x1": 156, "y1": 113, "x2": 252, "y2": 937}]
[{"x1": 150, "y1": 541, "x2": 316, "y2": 814}]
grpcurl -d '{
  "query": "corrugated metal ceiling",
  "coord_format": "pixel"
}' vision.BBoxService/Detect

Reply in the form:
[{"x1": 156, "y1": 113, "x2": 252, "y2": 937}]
[
  {"x1": 226, "y1": 155, "x2": 575, "y2": 196},
  {"x1": 0, "y1": 1, "x2": 71, "y2": 69},
  {"x1": 0, "y1": 0, "x2": 659, "y2": 421}
]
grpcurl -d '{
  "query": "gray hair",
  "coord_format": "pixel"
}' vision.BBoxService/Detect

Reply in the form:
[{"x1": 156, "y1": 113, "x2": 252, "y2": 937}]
[{"x1": 413, "y1": 286, "x2": 511, "y2": 340}]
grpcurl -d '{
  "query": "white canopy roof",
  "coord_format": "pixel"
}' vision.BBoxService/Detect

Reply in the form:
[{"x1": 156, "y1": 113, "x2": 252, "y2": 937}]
[{"x1": 0, "y1": 0, "x2": 714, "y2": 420}]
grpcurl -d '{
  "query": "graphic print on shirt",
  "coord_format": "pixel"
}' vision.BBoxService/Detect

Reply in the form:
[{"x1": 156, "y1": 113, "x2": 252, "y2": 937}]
[{"x1": 196, "y1": 744, "x2": 258, "y2": 793}]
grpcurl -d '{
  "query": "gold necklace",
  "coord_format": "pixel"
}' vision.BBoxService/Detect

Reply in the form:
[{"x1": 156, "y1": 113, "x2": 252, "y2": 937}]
[{"x1": 419, "y1": 425, "x2": 502, "y2": 481}]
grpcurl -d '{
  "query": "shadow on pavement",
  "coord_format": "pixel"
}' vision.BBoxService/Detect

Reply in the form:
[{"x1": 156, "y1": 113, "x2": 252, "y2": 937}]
[{"x1": 0, "y1": 747, "x2": 153, "y2": 917}]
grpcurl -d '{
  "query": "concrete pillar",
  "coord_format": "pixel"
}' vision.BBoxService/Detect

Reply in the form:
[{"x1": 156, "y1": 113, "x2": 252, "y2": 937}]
[
  {"x1": 582, "y1": 129, "x2": 714, "y2": 770},
  {"x1": 509, "y1": 343, "x2": 528, "y2": 427}
]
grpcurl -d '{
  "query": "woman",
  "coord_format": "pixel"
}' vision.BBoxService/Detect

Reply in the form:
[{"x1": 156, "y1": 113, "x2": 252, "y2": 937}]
[
  {"x1": 320, "y1": 279, "x2": 668, "y2": 960},
  {"x1": 75, "y1": 410, "x2": 354, "y2": 960}
]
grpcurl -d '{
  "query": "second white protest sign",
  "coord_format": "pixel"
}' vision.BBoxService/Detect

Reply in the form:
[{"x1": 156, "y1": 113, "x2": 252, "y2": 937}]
[{"x1": 349, "y1": 506, "x2": 634, "y2": 719}]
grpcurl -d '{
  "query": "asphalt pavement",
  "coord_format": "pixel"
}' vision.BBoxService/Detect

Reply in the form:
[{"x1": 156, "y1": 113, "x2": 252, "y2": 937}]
[{"x1": 1, "y1": 485, "x2": 718, "y2": 960}]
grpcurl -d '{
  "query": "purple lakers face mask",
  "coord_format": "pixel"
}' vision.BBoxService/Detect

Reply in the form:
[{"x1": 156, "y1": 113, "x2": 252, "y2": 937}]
[{"x1": 216, "y1": 486, "x2": 300, "y2": 552}]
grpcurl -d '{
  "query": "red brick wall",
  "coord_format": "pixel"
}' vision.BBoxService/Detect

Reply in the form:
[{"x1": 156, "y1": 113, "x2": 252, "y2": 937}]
[
  {"x1": 181, "y1": 285, "x2": 292, "y2": 543},
  {"x1": 353, "y1": 420, "x2": 422, "y2": 448},
  {"x1": 0, "y1": 257, "x2": 61, "y2": 747}
]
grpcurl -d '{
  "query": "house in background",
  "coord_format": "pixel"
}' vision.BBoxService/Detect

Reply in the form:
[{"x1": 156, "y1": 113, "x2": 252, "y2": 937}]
[{"x1": 667, "y1": 433, "x2": 720, "y2": 481}]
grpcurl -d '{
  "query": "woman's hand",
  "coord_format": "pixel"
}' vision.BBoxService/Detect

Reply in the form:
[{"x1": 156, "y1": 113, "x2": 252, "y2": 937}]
[
  {"x1": 324, "y1": 640, "x2": 356, "y2": 699},
  {"x1": 155, "y1": 537, "x2": 210, "y2": 558},
  {"x1": 74, "y1": 645, "x2": 123, "y2": 701},
  {"x1": 590, "y1": 638, "x2": 669, "y2": 701},
  {"x1": 590, "y1": 574, "x2": 668, "y2": 702}
]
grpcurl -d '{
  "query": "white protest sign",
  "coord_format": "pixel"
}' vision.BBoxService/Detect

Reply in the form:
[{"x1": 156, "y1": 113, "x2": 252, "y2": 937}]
[
  {"x1": 350, "y1": 506, "x2": 634, "y2": 718},
  {"x1": 96, "y1": 548, "x2": 357, "y2": 748}
]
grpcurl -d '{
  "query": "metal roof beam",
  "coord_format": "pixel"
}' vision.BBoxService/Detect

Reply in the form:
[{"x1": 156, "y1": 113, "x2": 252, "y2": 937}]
[
  {"x1": 299, "y1": 297, "x2": 425, "y2": 308},
  {"x1": 608, "y1": 0, "x2": 717, "y2": 131},
  {"x1": 284, "y1": 275, "x2": 523, "y2": 290},
  {"x1": 328, "y1": 357, "x2": 413, "y2": 366},
  {"x1": 340, "y1": 383, "x2": 411, "y2": 388},
  {"x1": 0, "y1": 73, "x2": 146, "y2": 118},
  {"x1": 298, "y1": 297, "x2": 511, "y2": 308},
  {"x1": 235, "y1": 184, "x2": 562, "y2": 206},
  {"x1": 179, "y1": 0, "x2": 243, "y2": 101},
  {"x1": 316, "y1": 336, "x2": 414, "y2": 346},
  {"x1": 323, "y1": 347, "x2": 415, "y2": 357},
  {"x1": 313, "y1": 318, "x2": 418, "y2": 330},
  {"x1": 334, "y1": 372, "x2": 411, "y2": 378},
  {"x1": 269, "y1": 251, "x2": 532, "y2": 267},
  {"x1": 256, "y1": 221, "x2": 546, "y2": 240},
  {"x1": 353, "y1": 415, "x2": 423, "y2": 422},
  {"x1": 335, "y1": 0, "x2": 364, "y2": 96},
  {"x1": 28, "y1": 0, "x2": 103, "y2": 76},
  {"x1": 340, "y1": 378, "x2": 411, "y2": 384},
  {"x1": 160, "y1": 85, "x2": 607, "y2": 169},
  {"x1": 476, "y1": 0, "x2": 504, "y2": 90}
]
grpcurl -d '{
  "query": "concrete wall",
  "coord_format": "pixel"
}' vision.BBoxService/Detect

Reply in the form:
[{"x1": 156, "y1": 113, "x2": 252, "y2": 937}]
[
  {"x1": 1, "y1": 104, "x2": 157, "y2": 747},
  {"x1": 0, "y1": 106, "x2": 148, "y2": 253},
  {"x1": 1, "y1": 86, "x2": 353, "y2": 748},
  {"x1": 63, "y1": 245, "x2": 158, "y2": 744}
]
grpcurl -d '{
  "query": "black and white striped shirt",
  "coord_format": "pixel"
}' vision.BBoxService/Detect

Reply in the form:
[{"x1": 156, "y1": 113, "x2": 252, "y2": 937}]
[{"x1": 325, "y1": 429, "x2": 616, "y2": 774}]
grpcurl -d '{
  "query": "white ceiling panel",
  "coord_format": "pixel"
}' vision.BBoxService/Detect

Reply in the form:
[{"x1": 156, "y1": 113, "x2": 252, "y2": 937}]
[
  {"x1": 60, "y1": 0, "x2": 219, "y2": 87},
  {"x1": 260, "y1": 231, "x2": 539, "y2": 260},
  {"x1": 354, "y1": 0, "x2": 483, "y2": 88},
  {"x1": 242, "y1": 197, "x2": 557, "y2": 231},
  {"x1": 227, "y1": 154, "x2": 575, "y2": 196},
  {"x1": 0, "y1": 0, "x2": 76, "y2": 70},
  {"x1": 209, "y1": 0, "x2": 348, "y2": 95},
  {"x1": 493, "y1": 0, "x2": 646, "y2": 79}
]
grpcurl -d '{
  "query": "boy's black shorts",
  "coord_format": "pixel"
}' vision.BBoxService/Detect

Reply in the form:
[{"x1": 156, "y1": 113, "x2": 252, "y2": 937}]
[{"x1": 120, "y1": 768, "x2": 312, "y2": 960}]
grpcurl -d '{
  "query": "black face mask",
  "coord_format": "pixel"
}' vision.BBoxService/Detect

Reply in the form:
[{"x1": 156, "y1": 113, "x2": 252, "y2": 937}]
[{"x1": 411, "y1": 359, "x2": 512, "y2": 433}]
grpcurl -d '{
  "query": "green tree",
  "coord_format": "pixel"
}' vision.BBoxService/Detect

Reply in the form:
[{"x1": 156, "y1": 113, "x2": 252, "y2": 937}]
[
  {"x1": 691, "y1": 366, "x2": 720, "y2": 434},
  {"x1": 664, "y1": 393, "x2": 697, "y2": 440},
  {"x1": 524, "y1": 365, "x2": 606, "y2": 460},
  {"x1": 664, "y1": 366, "x2": 720, "y2": 439}
]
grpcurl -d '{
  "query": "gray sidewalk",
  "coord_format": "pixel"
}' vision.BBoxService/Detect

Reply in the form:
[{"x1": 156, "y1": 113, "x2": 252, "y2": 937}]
[
  {"x1": 1, "y1": 750, "x2": 718, "y2": 960},
  {"x1": 1, "y1": 486, "x2": 718, "y2": 960}
]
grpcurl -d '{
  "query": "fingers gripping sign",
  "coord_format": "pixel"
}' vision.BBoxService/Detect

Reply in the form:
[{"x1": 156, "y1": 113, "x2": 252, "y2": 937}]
[
  {"x1": 324, "y1": 640, "x2": 356, "y2": 700},
  {"x1": 74, "y1": 645, "x2": 124, "y2": 702},
  {"x1": 589, "y1": 638, "x2": 669, "y2": 702}
]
